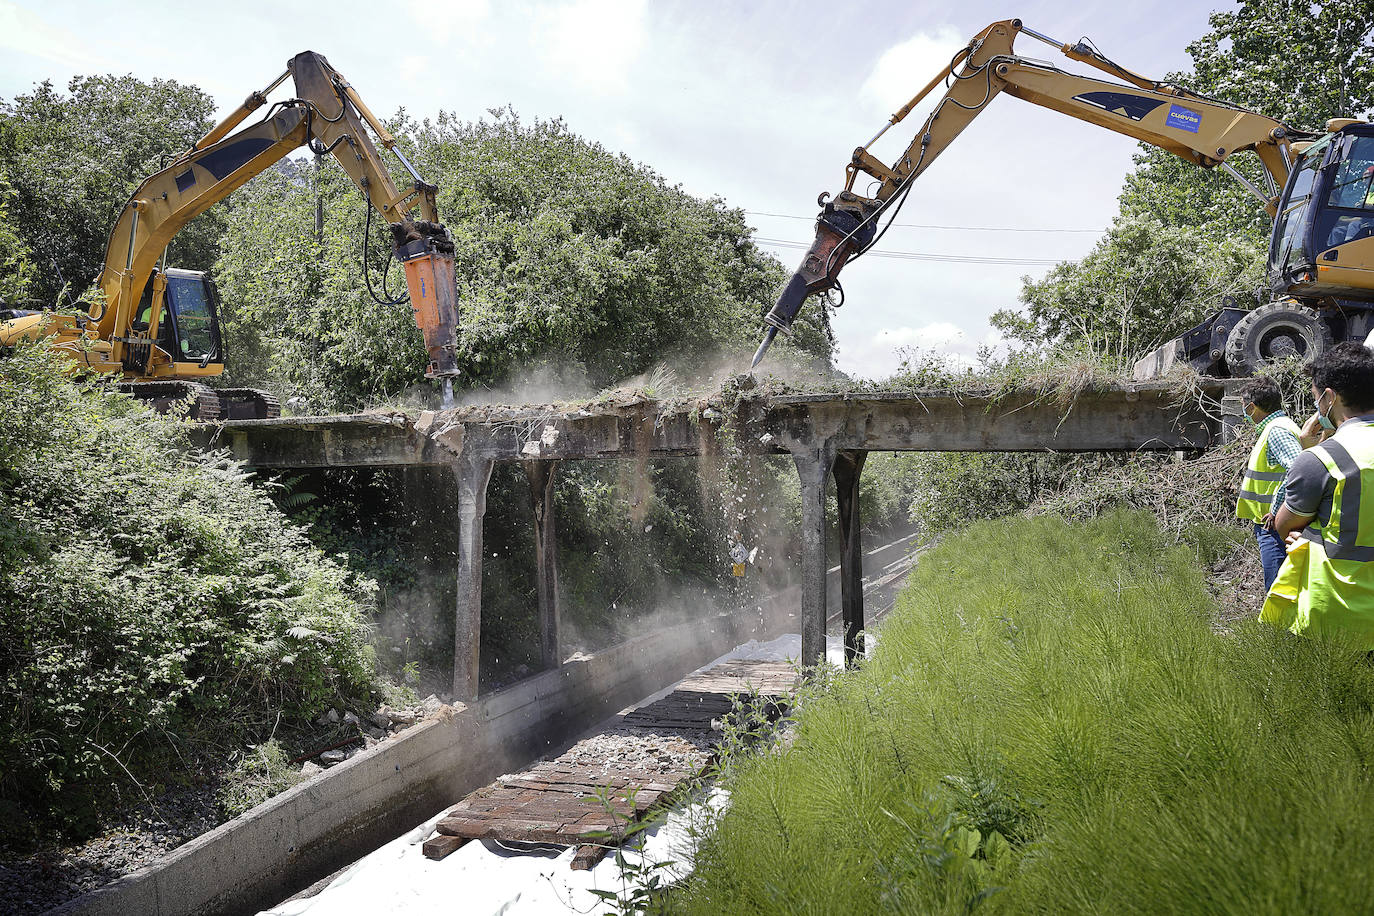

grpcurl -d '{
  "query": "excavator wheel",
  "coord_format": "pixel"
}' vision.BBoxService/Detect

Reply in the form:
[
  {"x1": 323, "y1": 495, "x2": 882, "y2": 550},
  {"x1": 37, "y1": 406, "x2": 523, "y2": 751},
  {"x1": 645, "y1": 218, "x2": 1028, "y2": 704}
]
[
  {"x1": 1223, "y1": 302, "x2": 1333, "y2": 376},
  {"x1": 116, "y1": 383, "x2": 282, "y2": 420}
]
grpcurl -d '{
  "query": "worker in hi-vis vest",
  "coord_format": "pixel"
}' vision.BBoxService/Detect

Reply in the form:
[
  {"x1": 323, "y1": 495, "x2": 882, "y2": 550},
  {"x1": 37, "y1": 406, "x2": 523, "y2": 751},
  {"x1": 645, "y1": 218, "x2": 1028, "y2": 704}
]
[
  {"x1": 1235, "y1": 377, "x2": 1302, "y2": 590},
  {"x1": 1266, "y1": 343, "x2": 1374, "y2": 650}
]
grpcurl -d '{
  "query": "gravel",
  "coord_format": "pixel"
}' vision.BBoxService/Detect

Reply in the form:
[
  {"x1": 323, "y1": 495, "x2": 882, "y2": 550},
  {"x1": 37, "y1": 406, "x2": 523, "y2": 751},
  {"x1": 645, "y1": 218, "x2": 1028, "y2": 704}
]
[
  {"x1": 0, "y1": 783, "x2": 221, "y2": 916},
  {"x1": 543, "y1": 725, "x2": 715, "y2": 783},
  {"x1": 1, "y1": 697, "x2": 446, "y2": 914}
]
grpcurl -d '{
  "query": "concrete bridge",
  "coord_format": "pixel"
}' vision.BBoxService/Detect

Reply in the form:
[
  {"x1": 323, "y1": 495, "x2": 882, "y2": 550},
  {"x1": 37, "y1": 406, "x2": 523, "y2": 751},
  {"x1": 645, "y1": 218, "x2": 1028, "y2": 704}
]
[{"x1": 193, "y1": 380, "x2": 1237, "y2": 699}]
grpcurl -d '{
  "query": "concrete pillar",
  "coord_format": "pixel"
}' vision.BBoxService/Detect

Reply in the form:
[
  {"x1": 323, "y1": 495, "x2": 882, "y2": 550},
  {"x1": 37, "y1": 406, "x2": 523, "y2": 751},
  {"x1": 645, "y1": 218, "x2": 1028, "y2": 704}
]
[
  {"x1": 1221, "y1": 394, "x2": 1246, "y2": 444},
  {"x1": 523, "y1": 459, "x2": 561, "y2": 672},
  {"x1": 792, "y1": 442, "x2": 836, "y2": 670},
  {"x1": 832, "y1": 450, "x2": 867, "y2": 668},
  {"x1": 453, "y1": 453, "x2": 494, "y2": 700}
]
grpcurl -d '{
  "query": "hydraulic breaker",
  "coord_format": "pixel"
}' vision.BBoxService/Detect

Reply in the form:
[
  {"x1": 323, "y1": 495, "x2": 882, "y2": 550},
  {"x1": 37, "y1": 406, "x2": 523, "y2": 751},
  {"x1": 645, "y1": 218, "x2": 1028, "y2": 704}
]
[
  {"x1": 394, "y1": 221, "x2": 460, "y2": 378},
  {"x1": 752, "y1": 191, "x2": 879, "y2": 366}
]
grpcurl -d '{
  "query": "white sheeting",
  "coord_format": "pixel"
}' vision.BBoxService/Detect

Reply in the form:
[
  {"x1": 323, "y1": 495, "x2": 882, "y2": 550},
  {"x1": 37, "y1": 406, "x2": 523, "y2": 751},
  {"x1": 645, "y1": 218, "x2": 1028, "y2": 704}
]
[{"x1": 261, "y1": 634, "x2": 847, "y2": 916}]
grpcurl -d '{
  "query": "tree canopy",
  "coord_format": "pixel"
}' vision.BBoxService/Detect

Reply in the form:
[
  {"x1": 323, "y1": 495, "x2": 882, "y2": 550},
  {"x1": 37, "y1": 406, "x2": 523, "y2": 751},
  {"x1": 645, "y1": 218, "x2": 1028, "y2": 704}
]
[
  {"x1": 994, "y1": 215, "x2": 1266, "y2": 361},
  {"x1": 214, "y1": 109, "x2": 828, "y2": 411},
  {"x1": 0, "y1": 75, "x2": 220, "y2": 307}
]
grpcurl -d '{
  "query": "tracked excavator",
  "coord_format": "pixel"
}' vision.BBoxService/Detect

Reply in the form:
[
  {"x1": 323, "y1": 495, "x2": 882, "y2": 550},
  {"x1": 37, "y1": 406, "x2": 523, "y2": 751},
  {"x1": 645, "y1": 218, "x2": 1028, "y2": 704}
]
[
  {"x1": 0, "y1": 51, "x2": 460, "y2": 419},
  {"x1": 751, "y1": 18, "x2": 1374, "y2": 380}
]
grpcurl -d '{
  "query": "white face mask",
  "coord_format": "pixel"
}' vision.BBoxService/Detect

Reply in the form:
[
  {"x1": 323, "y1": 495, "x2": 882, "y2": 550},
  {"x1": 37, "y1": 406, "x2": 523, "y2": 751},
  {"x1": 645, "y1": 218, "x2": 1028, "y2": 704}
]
[{"x1": 1318, "y1": 391, "x2": 1337, "y2": 431}]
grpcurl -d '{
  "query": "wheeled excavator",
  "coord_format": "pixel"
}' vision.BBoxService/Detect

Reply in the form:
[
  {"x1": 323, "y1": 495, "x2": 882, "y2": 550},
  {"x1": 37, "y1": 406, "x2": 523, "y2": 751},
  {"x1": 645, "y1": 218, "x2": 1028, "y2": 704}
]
[
  {"x1": 751, "y1": 18, "x2": 1374, "y2": 380},
  {"x1": 0, "y1": 51, "x2": 460, "y2": 419}
]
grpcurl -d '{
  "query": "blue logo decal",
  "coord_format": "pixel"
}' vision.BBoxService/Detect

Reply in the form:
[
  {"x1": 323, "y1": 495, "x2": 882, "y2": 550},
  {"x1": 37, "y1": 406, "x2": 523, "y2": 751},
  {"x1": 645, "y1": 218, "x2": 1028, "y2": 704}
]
[
  {"x1": 421, "y1": 279, "x2": 427, "y2": 298},
  {"x1": 1166, "y1": 104, "x2": 1201, "y2": 133},
  {"x1": 1072, "y1": 91, "x2": 1165, "y2": 122}
]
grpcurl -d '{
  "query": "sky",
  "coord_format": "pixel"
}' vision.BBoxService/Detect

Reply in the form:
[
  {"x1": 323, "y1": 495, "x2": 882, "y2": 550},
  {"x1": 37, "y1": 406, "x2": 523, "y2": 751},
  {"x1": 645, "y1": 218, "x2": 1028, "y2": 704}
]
[{"x1": 0, "y1": 0, "x2": 1225, "y2": 379}]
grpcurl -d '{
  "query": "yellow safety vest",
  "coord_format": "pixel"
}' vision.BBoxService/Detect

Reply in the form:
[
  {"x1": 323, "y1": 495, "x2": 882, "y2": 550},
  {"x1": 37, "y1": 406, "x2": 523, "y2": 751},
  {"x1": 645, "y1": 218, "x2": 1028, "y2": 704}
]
[
  {"x1": 1262, "y1": 421, "x2": 1374, "y2": 650},
  {"x1": 1236, "y1": 414, "x2": 1301, "y2": 523}
]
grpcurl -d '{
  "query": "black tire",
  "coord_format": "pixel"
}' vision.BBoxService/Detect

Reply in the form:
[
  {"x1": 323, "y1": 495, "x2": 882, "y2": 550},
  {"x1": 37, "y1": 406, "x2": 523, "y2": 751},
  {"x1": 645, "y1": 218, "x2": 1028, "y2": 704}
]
[{"x1": 1224, "y1": 301, "x2": 1333, "y2": 376}]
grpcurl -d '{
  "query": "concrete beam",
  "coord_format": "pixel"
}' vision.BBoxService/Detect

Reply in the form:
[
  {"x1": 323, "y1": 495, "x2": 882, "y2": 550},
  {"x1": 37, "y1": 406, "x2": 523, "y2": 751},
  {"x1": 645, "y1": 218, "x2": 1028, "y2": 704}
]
[
  {"x1": 195, "y1": 385, "x2": 1228, "y2": 471},
  {"x1": 194, "y1": 414, "x2": 447, "y2": 468},
  {"x1": 791, "y1": 441, "x2": 836, "y2": 670},
  {"x1": 759, "y1": 386, "x2": 1221, "y2": 453}
]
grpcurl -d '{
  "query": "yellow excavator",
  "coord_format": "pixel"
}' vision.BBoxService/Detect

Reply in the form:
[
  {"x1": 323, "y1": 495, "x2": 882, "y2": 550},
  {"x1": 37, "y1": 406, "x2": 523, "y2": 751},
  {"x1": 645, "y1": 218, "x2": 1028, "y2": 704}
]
[
  {"x1": 0, "y1": 51, "x2": 461, "y2": 419},
  {"x1": 751, "y1": 18, "x2": 1374, "y2": 379}
]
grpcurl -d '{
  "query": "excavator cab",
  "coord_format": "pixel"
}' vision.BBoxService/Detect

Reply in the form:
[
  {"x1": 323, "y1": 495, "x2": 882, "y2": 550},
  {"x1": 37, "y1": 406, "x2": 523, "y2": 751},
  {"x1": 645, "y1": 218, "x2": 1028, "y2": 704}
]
[
  {"x1": 158, "y1": 269, "x2": 224, "y2": 370},
  {"x1": 1270, "y1": 123, "x2": 1374, "y2": 302},
  {"x1": 129, "y1": 268, "x2": 224, "y2": 372}
]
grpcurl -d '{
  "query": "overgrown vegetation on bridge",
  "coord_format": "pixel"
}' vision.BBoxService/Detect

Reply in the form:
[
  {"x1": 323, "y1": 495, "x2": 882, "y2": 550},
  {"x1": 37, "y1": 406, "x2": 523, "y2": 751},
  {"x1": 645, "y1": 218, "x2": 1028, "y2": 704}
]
[{"x1": 677, "y1": 511, "x2": 1374, "y2": 914}]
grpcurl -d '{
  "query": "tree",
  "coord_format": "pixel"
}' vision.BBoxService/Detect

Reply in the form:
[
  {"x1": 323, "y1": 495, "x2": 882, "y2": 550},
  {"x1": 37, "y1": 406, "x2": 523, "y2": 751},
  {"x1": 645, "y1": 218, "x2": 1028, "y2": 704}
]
[
  {"x1": 213, "y1": 157, "x2": 431, "y2": 410},
  {"x1": 0, "y1": 170, "x2": 36, "y2": 304},
  {"x1": 216, "y1": 109, "x2": 829, "y2": 411},
  {"x1": 405, "y1": 108, "x2": 830, "y2": 388},
  {"x1": 994, "y1": 215, "x2": 1266, "y2": 363},
  {"x1": 0, "y1": 75, "x2": 220, "y2": 306}
]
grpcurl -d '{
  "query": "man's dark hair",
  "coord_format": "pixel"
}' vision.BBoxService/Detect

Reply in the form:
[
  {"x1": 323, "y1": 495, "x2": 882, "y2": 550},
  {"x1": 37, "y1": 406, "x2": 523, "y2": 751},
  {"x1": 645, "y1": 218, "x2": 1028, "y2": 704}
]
[
  {"x1": 1311, "y1": 342, "x2": 1374, "y2": 412},
  {"x1": 1240, "y1": 376, "x2": 1283, "y2": 413}
]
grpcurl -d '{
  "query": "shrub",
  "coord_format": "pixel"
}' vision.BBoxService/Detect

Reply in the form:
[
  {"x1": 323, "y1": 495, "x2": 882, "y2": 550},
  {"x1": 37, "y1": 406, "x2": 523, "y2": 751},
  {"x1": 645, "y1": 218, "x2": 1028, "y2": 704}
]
[
  {"x1": 679, "y1": 511, "x2": 1374, "y2": 914},
  {"x1": 0, "y1": 343, "x2": 377, "y2": 838}
]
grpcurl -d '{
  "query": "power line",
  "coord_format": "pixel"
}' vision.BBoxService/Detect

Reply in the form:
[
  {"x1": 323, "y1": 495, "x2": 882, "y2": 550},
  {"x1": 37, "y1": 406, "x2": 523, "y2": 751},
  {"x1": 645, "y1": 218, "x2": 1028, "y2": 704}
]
[
  {"x1": 752, "y1": 236, "x2": 1070, "y2": 267},
  {"x1": 745, "y1": 210, "x2": 1105, "y2": 233}
]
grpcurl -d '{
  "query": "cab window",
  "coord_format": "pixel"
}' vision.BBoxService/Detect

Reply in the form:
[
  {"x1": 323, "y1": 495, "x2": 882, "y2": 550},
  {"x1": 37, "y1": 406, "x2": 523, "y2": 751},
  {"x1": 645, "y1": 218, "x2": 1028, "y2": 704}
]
[
  {"x1": 1326, "y1": 136, "x2": 1374, "y2": 210},
  {"x1": 132, "y1": 280, "x2": 155, "y2": 332},
  {"x1": 1272, "y1": 151, "x2": 1320, "y2": 275},
  {"x1": 165, "y1": 275, "x2": 220, "y2": 362},
  {"x1": 1313, "y1": 136, "x2": 1374, "y2": 249}
]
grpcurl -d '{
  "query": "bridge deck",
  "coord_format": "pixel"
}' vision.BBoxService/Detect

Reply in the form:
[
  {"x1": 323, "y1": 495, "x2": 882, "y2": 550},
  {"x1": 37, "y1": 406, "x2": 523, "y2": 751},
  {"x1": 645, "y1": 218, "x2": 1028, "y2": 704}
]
[
  {"x1": 194, "y1": 382, "x2": 1235, "y2": 469},
  {"x1": 185, "y1": 381, "x2": 1244, "y2": 698}
]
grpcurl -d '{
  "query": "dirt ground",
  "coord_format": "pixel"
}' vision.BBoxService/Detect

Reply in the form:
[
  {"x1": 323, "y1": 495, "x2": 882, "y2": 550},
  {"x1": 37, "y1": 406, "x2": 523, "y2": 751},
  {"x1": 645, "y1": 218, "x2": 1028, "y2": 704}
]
[{"x1": 1206, "y1": 535, "x2": 1267, "y2": 631}]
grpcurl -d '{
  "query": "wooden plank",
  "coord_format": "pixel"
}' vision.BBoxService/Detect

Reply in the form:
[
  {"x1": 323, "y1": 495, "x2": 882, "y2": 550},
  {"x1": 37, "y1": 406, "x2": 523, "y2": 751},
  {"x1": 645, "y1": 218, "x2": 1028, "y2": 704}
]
[
  {"x1": 571, "y1": 844, "x2": 610, "y2": 871},
  {"x1": 423, "y1": 656, "x2": 795, "y2": 867},
  {"x1": 422, "y1": 834, "x2": 469, "y2": 860}
]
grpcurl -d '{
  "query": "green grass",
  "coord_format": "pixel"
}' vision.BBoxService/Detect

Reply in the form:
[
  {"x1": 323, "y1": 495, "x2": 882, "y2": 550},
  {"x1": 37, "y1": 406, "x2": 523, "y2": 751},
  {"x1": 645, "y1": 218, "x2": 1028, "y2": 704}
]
[{"x1": 677, "y1": 511, "x2": 1374, "y2": 915}]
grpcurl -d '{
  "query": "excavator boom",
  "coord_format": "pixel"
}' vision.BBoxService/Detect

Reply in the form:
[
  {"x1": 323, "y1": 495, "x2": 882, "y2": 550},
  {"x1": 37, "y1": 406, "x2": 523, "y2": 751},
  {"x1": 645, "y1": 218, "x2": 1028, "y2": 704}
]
[{"x1": 751, "y1": 18, "x2": 1308, "y2": 368}]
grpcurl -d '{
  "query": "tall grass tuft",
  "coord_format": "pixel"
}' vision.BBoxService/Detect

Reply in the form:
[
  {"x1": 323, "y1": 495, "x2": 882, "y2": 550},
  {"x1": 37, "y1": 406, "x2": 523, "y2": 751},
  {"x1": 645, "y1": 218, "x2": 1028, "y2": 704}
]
[{"x1": 678, "y1": 511, "x2": 1374, "y2": 914}]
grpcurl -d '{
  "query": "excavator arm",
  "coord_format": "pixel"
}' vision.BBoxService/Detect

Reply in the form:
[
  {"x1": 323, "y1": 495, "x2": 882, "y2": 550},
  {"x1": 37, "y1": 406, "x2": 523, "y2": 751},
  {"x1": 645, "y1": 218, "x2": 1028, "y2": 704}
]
[
  {"x1": 752, "y1": 18, "x2": 1301, "y2": 365},
  {"x1": 81, "y1": 51, "x2": 459, "y2": 379}
]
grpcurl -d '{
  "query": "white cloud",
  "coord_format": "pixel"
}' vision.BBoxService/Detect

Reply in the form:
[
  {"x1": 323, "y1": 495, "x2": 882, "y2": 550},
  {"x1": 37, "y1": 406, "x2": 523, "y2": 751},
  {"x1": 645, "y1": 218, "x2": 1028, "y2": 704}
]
[
  {"x1": 878, "y1": 321, "x2": 964, "y2": 350},
  {"x1": 0, "y1": 0, "x2": 116, "y2": 72},
  {"x1": 398, "y1": 54, "x2": 428, "y2": 84},
  {"x1": 404, "y1": 0, "x2": 491, "y2": 44},
  {"x1": 533, "y1": 0, "x2": 647, "y2": 94},
  {"x1": 859, "y1": 26, "x2": 966, "y2": 117}
]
